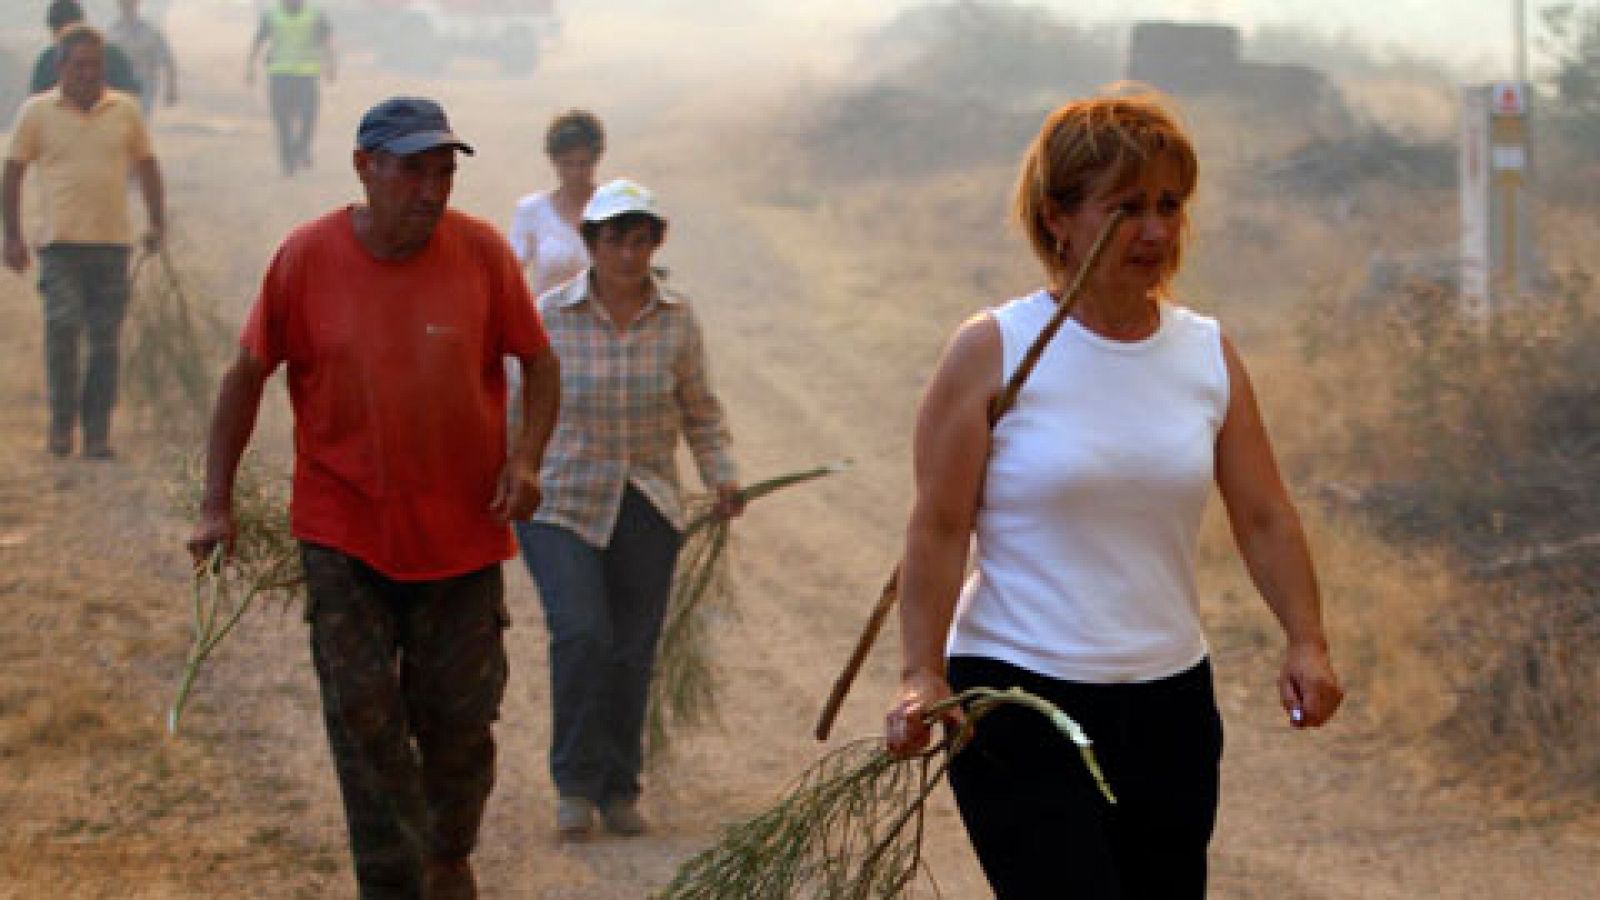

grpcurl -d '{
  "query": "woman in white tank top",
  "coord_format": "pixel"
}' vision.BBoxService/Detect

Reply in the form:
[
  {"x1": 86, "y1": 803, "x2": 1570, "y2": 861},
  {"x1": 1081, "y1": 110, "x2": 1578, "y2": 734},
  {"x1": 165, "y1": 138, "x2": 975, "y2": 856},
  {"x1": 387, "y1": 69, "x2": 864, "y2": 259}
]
[
  {"x1": 884, "y1": 92, "x2": 1343, "y2": 899},
  {"x1": 509, "y1": 109, "x2": 603, "y2": 299}
]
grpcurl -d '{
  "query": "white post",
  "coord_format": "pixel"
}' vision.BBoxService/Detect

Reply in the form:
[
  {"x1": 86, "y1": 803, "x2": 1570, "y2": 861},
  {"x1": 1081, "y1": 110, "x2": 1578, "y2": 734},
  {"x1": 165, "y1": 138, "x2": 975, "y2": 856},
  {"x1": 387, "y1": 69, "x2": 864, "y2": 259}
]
[
  {"x1": 1513, "y1": 0, "x2": 1527, "y2": 83},
  {"x1": 1461, "y1": 81, "x2": 1538, "y2": 325},
  {"x1": 1461, "y1": 86, "x2": 1493, "y2": 324}
]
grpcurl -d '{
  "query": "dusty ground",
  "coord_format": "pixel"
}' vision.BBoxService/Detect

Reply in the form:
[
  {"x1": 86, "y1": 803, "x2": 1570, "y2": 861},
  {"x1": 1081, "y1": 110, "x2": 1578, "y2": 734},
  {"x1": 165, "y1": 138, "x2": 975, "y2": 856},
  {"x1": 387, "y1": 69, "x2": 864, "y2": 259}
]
[{"x1": 1, "y1": 4, "x2": 1597, "y2": 898}]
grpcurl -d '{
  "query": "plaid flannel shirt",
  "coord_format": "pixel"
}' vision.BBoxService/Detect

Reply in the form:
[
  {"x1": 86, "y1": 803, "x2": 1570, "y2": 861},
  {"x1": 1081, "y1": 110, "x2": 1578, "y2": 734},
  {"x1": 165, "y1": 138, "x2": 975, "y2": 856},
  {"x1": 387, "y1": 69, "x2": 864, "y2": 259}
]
[{"x1": 530, "y1": 271, "x2": 737, "y2": 546}]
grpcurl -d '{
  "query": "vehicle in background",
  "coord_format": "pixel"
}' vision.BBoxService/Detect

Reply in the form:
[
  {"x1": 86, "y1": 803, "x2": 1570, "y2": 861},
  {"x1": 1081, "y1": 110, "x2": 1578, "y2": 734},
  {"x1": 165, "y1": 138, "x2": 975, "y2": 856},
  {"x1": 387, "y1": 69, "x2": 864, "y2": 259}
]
[{"x1": 324, "y1": 0, "x2": 559, "y2": 76}]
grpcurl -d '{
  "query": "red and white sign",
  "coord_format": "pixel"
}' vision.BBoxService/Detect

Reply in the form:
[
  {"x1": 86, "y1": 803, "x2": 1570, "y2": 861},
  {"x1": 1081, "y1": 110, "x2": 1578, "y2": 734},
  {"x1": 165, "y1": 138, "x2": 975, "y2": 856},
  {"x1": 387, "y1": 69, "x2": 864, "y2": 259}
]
[{"x1": 1492, "y1": 82, "x2": 1527, "y2": 116}]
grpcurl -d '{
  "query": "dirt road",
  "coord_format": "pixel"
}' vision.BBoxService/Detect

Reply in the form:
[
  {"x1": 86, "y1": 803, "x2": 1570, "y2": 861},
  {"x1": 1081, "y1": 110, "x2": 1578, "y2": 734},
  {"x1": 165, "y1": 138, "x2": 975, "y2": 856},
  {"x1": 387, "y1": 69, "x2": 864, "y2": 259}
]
[{"x1": 1, "y1": 5, "x2": 1595, "y2": 898}]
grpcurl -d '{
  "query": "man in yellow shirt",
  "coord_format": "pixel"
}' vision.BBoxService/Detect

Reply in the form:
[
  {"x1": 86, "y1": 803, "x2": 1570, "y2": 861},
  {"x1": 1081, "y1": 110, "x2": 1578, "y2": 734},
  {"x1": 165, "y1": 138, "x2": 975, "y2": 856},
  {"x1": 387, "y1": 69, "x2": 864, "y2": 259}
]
[
  {"x1": 245, "y1": 0, "x2": 336, "y2": 176},
  {"x1": 3, "y1": 25, "x2": 165, "y2": 459}
]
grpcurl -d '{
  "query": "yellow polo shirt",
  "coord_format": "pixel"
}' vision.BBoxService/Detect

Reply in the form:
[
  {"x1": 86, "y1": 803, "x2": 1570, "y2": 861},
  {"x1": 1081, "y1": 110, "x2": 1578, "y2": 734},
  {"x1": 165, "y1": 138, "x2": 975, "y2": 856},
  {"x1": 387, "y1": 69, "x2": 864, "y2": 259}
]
[{"x1": 6, "y1": 89, "x2": 153, "y2": 246}]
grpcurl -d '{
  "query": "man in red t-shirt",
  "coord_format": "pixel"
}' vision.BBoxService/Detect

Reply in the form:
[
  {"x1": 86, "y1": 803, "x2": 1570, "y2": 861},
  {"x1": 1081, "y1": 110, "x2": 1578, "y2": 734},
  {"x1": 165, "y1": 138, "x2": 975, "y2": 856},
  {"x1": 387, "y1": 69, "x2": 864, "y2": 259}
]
[{"x1": 187, "y1": 96, "x2": 559, "y2": 899}]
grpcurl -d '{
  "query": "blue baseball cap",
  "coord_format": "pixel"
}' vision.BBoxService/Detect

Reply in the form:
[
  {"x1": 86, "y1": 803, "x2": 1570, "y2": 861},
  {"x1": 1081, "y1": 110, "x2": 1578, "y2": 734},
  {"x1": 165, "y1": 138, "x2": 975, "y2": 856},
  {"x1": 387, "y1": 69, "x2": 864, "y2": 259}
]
[{"x1": 356, "y1": 96, "x2": 475, "y2": 156}]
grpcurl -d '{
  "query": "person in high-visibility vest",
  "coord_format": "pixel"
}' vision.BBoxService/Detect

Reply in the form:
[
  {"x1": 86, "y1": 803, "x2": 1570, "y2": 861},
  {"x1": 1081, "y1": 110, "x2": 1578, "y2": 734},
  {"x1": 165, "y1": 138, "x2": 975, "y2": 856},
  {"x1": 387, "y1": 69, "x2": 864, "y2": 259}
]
[{"x1": 245, "y1": 0, "x2": 336, "y2": 176}]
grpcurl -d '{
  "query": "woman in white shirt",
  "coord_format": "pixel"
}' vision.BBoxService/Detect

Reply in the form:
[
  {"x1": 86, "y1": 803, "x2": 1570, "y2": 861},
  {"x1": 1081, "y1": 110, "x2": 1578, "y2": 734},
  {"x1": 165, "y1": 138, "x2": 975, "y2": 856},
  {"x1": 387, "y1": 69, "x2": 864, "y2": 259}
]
[
  {"x1": 509, "y1": 109, "x2": 603, "y2": 299},
  {"x1": 885, "y1": 92, "x2": 1343, "y2": 899}
]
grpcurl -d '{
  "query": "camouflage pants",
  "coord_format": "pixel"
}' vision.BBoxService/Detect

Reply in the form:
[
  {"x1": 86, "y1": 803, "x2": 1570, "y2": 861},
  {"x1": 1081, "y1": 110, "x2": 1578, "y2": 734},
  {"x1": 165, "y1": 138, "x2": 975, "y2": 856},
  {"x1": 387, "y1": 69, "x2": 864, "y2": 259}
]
[{"x1": 301, "y1": 544, "x2": 510, "y2": 900}]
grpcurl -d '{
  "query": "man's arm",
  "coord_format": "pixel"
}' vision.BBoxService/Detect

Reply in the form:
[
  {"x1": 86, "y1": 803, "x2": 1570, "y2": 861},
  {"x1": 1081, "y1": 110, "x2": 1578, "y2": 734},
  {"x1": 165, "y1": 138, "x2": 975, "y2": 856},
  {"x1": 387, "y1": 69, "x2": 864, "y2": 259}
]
[
  {"x1": 491, "y1": 349, "x2": 559, "y2": 521},
  {"x1": 244, "y1": 16, "x2": 269, "y2": 84},
  {"x1": 133, "y1": 156, "x2": 165, "y2": 253},
  {"x1": 2, "y1": 159, "x2": 30, "y2": 273},
  {"x1": 187, "y1": 348, "x2": 273, "y2": 562},
  {"x1": 1215, "y1": 336, "x2": 1342, "y2": 728}
]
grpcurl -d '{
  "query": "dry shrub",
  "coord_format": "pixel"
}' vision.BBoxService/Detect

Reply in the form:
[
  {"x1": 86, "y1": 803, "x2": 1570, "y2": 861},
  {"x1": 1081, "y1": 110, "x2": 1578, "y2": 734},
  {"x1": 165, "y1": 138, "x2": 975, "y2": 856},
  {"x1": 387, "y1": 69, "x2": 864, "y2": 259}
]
[
  {"x1": 1305, "y1": 274, "x2": 1600, "y2": 551},
  {"x1": 855, "y1": 1, "x2": 1116, "y2": 99},
  {"x1": 1440, "y1": 573, "x2": 1600, "y2": 797},
  {"x1": 1266, "y1": 127, "x2": 1455, "y2": 197},
  {"x1": 796, "y1": 86, "x2": 1041, "y2": 182},
  {"x1": 796, "y1": 1, "x2": 1116, "y2": 183},
  {"x1": 1299, "y1": 271, "x2": 1600, "y2": 798}
]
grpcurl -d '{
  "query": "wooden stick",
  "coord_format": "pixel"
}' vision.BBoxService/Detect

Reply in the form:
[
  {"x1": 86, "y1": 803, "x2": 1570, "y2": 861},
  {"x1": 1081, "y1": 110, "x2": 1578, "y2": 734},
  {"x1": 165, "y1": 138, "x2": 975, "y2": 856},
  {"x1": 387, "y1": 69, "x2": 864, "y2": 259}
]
[
  {"x1": 989, "y1": 209, "x2": 1126, "y2": 423},
  {"x1": 815, "y1": 568, "x2": 899, "y2": 740},
  {"x1": 812, "y1": 210, "x2": 1126, "y2": 742}
]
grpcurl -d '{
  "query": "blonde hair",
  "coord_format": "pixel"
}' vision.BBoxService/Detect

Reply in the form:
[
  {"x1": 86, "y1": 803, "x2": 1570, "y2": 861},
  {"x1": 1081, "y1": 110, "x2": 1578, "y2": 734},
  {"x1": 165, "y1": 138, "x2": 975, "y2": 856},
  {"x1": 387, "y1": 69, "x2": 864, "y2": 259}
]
[{"x1": 1013, "y1": 88, "x2": 1198, "y2": 292}]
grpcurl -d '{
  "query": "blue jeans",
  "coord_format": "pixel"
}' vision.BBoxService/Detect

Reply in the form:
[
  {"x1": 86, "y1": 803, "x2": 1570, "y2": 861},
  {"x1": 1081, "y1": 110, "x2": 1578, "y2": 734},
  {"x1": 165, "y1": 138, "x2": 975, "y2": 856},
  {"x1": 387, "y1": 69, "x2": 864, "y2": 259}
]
[
  {"x1": 37, "y1": 243, "x2": 131, "y2": 444},
  {"x1": 516, "y1": 486, "x2": 681, "y2": 805}
]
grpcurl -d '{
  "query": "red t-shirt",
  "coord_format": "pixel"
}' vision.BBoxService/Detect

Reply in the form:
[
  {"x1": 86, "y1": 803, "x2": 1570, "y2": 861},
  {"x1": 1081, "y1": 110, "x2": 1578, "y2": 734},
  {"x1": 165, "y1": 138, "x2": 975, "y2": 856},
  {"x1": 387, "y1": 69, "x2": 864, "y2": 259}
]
[{"x1": 241, "y1": 207, "x2": 550, "y2": 580}]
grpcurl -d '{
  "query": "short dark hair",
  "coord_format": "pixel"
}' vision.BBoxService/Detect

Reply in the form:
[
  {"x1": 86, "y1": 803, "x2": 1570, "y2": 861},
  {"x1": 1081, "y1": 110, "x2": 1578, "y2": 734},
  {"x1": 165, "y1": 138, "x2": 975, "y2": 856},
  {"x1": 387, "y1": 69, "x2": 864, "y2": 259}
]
[
  {"x1": 56, "y1": 23, "x2": 105, "y2": 58},
  {"x1": 47, "y1": 0, "x2": 85, "y2": 32},
  {"x1": 580, "y1": 212, "x2": 664, "y2": 247},
  {"x1": 545, "y1": 109, "x2": 605, "y2": 158}
]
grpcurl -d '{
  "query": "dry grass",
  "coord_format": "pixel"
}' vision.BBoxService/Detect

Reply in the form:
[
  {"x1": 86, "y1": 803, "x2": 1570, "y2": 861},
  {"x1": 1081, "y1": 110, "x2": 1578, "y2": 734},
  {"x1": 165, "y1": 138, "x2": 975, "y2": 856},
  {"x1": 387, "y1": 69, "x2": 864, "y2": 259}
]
[
  {"x1": 123, "y1": 241, "x2": 234, "y2": 441},
  {"x1": 0, "y1": 57, "x2": 336, "y2": 890},
  {"x1": 647, "y1": 492, "x2": 731, "y2": 760},
  {"x1": 167, "y1": 455, "x2": 303, "y2": 734},
  {"x1": 648, "y1": 464, "x2": 850, "y2": 760},
  {"x1": 1287, "y1": 265, "x2": 1600, "y2": 799},
  {"x1": 0, "y1": 442, "x2": 337, "y2": 898}
]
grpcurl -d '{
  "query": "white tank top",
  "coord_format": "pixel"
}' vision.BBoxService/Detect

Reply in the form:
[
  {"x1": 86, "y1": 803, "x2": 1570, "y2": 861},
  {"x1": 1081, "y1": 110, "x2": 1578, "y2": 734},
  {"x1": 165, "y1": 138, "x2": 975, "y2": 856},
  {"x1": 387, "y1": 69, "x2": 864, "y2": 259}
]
[
  {"x1": 947, "y1": 290, "x2": 1230, "y2": 683},
  {"x1": 508, "y1": 191, "x2": 590, "y2": 298}
]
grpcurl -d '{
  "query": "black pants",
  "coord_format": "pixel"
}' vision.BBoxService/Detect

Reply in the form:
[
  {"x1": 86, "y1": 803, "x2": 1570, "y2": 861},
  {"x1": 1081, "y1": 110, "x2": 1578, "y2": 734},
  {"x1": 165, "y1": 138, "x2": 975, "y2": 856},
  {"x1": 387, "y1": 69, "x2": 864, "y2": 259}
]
[
  {"x1": 268, "y1": 73, "x2": 319, "y2": 175},
  {"x1": 947, "y1": 656, "x2": 1223, "y2": 900},
  {"x1": 302, "y1": 543, "x2": 510, "y2": 900}
]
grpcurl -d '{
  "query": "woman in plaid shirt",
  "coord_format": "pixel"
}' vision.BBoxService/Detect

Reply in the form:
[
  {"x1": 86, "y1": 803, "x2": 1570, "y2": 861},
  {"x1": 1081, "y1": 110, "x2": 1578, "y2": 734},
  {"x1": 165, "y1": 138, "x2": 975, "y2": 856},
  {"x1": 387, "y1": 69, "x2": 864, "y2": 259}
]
[{"x1": 516, "y1": 178, "x2": 743, "y2": 840}]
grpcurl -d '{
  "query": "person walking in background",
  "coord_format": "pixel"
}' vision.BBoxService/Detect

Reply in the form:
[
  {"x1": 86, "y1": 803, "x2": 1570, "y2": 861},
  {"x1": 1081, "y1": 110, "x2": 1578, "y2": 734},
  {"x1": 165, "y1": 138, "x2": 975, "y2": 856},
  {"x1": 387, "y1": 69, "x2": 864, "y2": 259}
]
[
  {"x1": 518, "y1": 178, "x2": 742, "y2": 841},
  {"x1": 885, "y1": 91, "x2": 1343, "y2": 899},
  {"x1": 29, "y1": 0, "x2": 143, "y2": 100},
  {"x1": 3, "y1": 24, "x2": 164, "y2": 460},
  {"x1": 245, "y1": 0, "x2": 335, "y2": 176},
  {"x1": 109, "y1": 0, "x2": 177, "y2": 119},
  {"x1": 509, "y1": 109, "x2": 604, "y2": 299},
  {"x1": 186, "y1": 96, "x2": 560, "y2": 899}
]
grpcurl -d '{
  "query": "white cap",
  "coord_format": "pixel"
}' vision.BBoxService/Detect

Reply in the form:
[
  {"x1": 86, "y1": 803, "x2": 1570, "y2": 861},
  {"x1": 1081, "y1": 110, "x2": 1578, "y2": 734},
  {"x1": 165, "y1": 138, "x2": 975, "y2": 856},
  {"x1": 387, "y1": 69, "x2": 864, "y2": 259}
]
[{"x1": 582, "y1": 178, "x2": 664, "y2": 224}]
